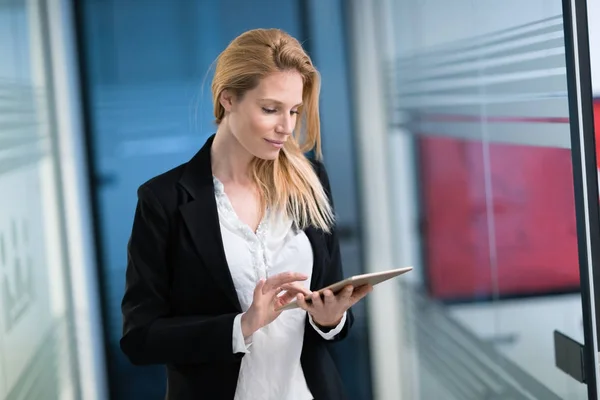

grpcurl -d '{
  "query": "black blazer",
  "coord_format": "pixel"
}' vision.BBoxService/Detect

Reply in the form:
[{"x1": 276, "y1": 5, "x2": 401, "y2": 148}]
[{"x1": 120, "y1": 135, "x2": 354, "y2": 400}]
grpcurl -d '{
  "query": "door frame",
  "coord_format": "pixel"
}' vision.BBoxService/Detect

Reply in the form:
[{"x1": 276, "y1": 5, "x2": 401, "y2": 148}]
[{"x1": 562, "y1": 0, "x2": 600, "y2": 397}]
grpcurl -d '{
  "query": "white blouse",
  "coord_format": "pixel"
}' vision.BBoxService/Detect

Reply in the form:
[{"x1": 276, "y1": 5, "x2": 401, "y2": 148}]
[{"x1": 212, "y1": 177, "x2": 346, "y2": 400}]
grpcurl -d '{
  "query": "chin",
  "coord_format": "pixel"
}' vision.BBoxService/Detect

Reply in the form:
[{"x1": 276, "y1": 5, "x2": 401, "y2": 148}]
[
  {"x1": 250, "y1": 140, "x2": 282, "y2": 161},
  {"x1": 254, "y1": 149, "x2": 280, "y2": 161}
]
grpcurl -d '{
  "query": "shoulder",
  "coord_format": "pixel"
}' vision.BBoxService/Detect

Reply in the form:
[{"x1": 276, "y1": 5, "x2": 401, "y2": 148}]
[
  {"x1": 136, "y1": 162, "x2": 188, "y2": 208},
  {"x1": 307, "y1": 156, "x2": 331, "y2": 192},
  {"x1": 307, "y1": 156, "x2": 323, "y2": 173}
]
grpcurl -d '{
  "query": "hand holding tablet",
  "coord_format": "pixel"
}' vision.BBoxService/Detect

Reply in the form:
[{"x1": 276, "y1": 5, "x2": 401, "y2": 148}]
[{"x1": 276, "y1": 266, "x2": 413, "y2": 312}]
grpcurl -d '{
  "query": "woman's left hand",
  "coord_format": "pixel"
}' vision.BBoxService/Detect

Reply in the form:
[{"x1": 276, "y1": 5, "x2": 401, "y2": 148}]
[{"x1": 296, "y1": 284, "x2": 373, "y2": 328}]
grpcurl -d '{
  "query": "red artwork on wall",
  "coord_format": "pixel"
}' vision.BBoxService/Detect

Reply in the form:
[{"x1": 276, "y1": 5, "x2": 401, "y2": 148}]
[{"x1": 416, "y1": 103, "x2": 600, "y2": 300}]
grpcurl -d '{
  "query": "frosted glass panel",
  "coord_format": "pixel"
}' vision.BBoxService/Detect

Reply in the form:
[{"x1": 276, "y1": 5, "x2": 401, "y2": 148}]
[
  {"x1": 381, "y1": 0, "x2": 589, "y2": 398},
  {"x1": 0, "y1": 1, "x2": 79, "y2": 399}
]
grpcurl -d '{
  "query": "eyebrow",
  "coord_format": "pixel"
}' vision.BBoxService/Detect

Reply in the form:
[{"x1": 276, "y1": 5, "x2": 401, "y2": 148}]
[{"x1": 259, "y1": 98, "x2": 303, "y2": 107}]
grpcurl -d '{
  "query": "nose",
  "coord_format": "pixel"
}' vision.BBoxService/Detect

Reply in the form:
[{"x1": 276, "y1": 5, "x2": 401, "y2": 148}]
[{"x1": 276, "y1": 115, "x2": 294, "y2": 136}]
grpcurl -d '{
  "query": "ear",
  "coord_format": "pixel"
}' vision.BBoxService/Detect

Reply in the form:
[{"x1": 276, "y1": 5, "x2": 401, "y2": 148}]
[{"x1": 219, "y1": 89, "x2": 235, "y2": 112}]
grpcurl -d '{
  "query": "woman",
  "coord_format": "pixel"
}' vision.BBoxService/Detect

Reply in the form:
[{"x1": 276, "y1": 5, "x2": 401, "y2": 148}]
[{"x1": 120, "y1": 28, "x2": 371, "y2": 400}]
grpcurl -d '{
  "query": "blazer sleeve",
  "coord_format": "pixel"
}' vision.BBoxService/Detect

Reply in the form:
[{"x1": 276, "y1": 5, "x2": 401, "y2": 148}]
[
  {"x1": 314, "y1": 160, "x2": 355, "y2": 342},
  {"x1": 120, "y1": 184, "x2": 243, "y2": 366}
]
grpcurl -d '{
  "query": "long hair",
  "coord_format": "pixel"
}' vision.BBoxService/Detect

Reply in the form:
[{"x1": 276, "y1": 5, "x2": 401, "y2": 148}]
[{"x1": 211, "y1": 28, "x2": 334, "y2": 232}]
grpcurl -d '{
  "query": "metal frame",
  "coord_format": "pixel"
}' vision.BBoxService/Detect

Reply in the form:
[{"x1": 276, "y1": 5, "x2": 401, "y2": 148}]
[{"x1": 561, "y1": 0, "x2": 600, "y2": 397}]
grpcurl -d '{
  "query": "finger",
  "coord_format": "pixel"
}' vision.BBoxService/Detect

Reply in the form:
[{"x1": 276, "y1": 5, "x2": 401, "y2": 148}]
[
  {"x1": 350, "y1": 284, "x2": 373, "y2": 304},
  {"x1": 280, "y1": 283, "x2": 312, "y2": 297},
  {"x1": 278, "y1": 291, "x2": 295, "y2": 305},
  {"x1": 296, "y1": 294, "x2": 311, "y2": 311},
  {"x1": 337, "y1": 285, "x2": 354, "y2": 302},
  {"x1": 278, "y1": 286, "x2": 309, "y2": 304},
  {"x1": 322, "y1": 289, "x2": 336, "y2": 307},
  {"x1": 265, "y1": 272, "x2": 308, "y2": 291},
  {"x1": 311, "y1": 291, "x2": 324, "y2": 309},
  {"x1": 352, "y1": 284, "x2": 372, "y2": 298}
]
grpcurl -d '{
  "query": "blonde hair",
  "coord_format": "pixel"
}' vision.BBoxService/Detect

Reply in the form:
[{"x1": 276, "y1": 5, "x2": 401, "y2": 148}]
[{"x1": 211, "y1": 28, "x2": 334, "y2": 232}]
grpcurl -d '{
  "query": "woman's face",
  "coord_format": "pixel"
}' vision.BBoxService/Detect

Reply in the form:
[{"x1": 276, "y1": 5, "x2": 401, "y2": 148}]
[{"x1": 221, "y1": 70, "x2": 304, "y2": 160}]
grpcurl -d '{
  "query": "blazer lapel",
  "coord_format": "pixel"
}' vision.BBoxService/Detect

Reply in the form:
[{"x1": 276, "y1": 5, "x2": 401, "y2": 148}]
[{"x1": 178, "y1": 136, "x2": 242, "y2": 312}]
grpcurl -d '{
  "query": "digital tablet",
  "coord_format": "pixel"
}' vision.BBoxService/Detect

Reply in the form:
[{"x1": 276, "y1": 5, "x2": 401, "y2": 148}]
[{"x1": 277, "y1": 266, "x2": 413, "y2": 311}]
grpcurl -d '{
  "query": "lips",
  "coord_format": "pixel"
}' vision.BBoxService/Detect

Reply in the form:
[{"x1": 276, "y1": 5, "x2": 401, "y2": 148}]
[
  {"x1": 265, "y1": 138, "x2": 285, "y2": 148},
  {"x1": 265, "y1": 139, "x2": 285, "y2": 145}
]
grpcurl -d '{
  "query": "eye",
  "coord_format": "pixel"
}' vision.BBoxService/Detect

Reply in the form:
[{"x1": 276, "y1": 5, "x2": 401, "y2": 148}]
[
  {"x1": 290, "y1": 110, "x2": 300, "y2": 116},
  {"x1": 262, "y1": 107, "x2": 277, "y2": 114}
]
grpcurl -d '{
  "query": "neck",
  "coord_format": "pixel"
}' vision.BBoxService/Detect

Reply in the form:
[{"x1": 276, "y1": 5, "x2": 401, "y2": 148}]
[{"x1": 211, "y1": 124, "x2": 254, "y2": 185}]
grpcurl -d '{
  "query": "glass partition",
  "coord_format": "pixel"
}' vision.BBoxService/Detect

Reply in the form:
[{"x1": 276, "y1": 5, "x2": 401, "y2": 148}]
[
  {"x1": 377, "y1": 0, "x2": 595, "y2": 398},
  {"x1": 0, "y1": 0, "x2": 80, "y2": 399}
]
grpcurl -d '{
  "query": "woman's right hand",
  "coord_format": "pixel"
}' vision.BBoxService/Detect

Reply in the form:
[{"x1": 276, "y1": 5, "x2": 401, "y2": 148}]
[{"x1": 241, "y1": 272, "x2": 310, "y2": 338}]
